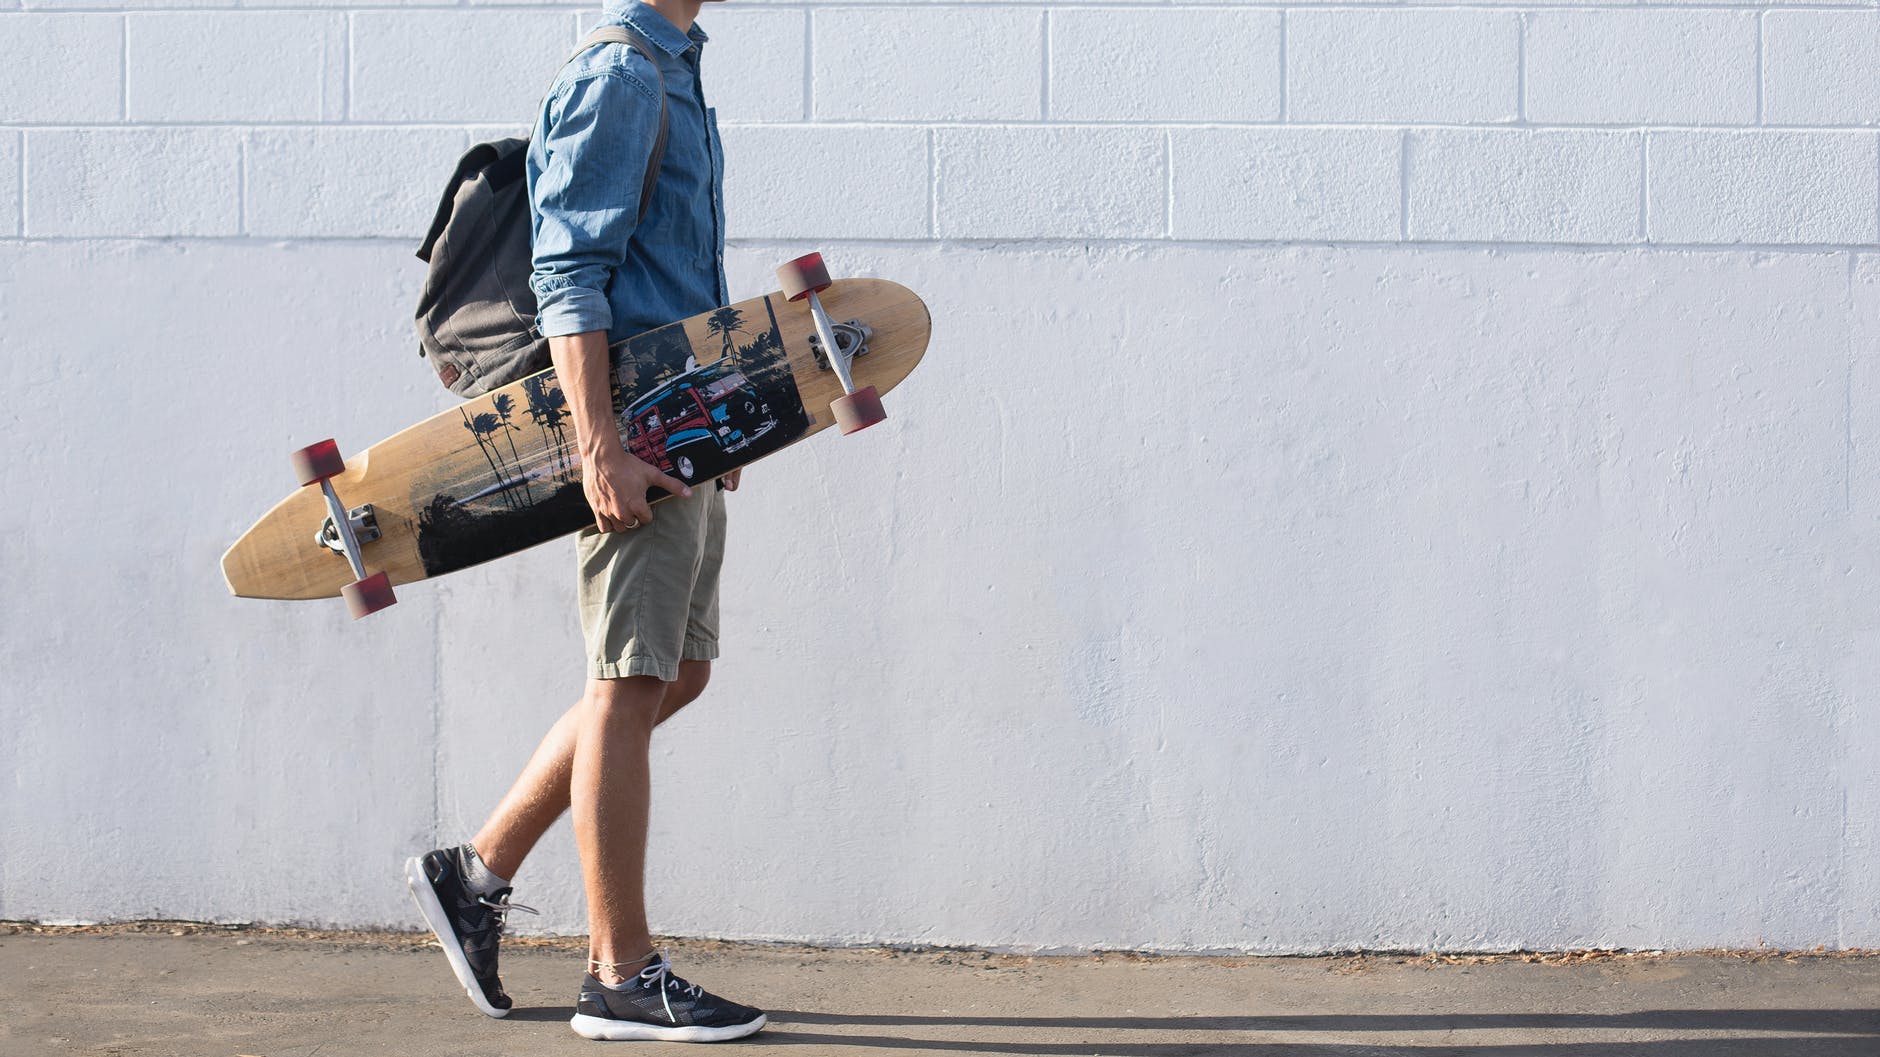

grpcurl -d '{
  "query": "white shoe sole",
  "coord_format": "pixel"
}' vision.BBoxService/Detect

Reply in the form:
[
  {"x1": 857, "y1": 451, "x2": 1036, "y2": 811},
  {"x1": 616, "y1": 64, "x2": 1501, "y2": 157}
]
[
  {"x1": 404, "y1": 856, "x2": 510, "y2": 1019},
  {"x1": 569, "y1": 1012, "x2": 766, "y2": 1042}
]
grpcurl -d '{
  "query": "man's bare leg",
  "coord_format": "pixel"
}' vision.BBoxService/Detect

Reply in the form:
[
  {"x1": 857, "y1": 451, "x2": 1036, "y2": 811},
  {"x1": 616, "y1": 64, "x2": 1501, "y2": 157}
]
[
  {"x1": 470, "y1": 661, "x2": 711, "y2": 882},
  {"x1": 567, "y1": 674, "x2": 661, "y2": 975}
]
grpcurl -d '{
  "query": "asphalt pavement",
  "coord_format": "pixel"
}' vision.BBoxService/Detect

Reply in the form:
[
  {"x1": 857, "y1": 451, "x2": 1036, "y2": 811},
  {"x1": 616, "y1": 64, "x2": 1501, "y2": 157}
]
[{"x1": 3, "y1": 924, "x2": 1876, "y2": 1056}]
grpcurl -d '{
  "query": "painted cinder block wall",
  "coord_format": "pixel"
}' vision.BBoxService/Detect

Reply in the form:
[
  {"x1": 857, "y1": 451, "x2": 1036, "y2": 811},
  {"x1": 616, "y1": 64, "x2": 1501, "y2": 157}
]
[{"x1": 3, "y1": 1, "x2": 1878, "y2": 952}]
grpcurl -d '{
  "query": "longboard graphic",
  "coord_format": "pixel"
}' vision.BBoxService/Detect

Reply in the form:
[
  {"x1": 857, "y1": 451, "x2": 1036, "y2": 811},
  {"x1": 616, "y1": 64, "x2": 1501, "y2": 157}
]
[
  {"x1": 222, "y1": 267, "x2": 930, "y2": 614},
  {"x1": 412, "y1": 296, "x2": 809, "y2": 575}
]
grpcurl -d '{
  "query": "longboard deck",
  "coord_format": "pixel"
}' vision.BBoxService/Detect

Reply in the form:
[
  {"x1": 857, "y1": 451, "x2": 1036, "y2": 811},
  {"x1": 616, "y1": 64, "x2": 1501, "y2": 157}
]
[{"x1": 223, "y1": 278, "x2": 928, "y2": 600}]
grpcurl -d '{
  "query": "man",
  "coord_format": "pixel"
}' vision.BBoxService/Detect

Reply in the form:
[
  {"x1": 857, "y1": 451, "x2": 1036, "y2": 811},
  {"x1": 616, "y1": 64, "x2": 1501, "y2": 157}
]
[{"x1": 405, "y1": 0, "x2": 766, "y2": 1043}]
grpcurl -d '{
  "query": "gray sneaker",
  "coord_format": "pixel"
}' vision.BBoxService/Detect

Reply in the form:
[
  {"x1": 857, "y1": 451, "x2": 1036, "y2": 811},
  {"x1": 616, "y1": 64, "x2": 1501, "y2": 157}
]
[
  {"x1": 405, "y1": 845, "x2": 537, "y2": 1018},
  {"x1": 570, "y1": 952, "x2": 767, "y2": 1042}
]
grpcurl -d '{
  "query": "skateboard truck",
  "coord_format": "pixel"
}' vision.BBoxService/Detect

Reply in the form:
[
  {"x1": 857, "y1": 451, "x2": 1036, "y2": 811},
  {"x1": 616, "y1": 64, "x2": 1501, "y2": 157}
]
[
  {"x1": 807, "y1": 320, "x2": 873, "y2": 372},
  {"x1": 776, "y1": 252, "x2": 887, "y2": 434},
  {"x1": 289, "y1": 439, "x2": 397, "y2": 619},
  {"x1": 316, "y1": 504, "x2": 381, "y2": 555}
]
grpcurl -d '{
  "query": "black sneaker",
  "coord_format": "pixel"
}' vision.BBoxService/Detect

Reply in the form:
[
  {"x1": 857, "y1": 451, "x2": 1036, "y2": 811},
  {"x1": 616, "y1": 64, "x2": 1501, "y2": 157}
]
[
  {"x1": 570, "y1": 953, "x2": 767, "y2": 1042},
  {"x1": 404, "y1": 846, "x2": 537, "y2": 1018}
]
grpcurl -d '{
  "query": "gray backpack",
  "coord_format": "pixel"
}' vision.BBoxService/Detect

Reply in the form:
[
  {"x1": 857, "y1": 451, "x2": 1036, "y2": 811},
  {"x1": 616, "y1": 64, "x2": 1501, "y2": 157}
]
[{"x1": 414, "y1": 26, "x2": 669, "y2": 398}]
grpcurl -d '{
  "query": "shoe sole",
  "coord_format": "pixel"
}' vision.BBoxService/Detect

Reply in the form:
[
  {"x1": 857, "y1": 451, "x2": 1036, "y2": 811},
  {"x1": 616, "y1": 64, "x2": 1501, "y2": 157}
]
[
  {"x1": 404, "y1": 856, "x2": 510, "y2": 1019},
  {"x1": 569, "y1": 1012, "x2": 767, "y2": 1042}
]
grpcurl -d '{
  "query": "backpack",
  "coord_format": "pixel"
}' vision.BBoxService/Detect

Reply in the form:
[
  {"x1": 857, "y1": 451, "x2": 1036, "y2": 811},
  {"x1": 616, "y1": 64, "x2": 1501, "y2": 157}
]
[{"x1": 414, "y1": 26, "x2": 670, "y2": 398}]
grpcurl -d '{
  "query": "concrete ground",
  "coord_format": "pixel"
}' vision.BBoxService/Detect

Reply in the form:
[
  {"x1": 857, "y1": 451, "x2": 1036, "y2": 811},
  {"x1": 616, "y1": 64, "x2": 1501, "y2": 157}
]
[{"x1": 2, "y1": 924, "x2": 1877, "y2": 1057}]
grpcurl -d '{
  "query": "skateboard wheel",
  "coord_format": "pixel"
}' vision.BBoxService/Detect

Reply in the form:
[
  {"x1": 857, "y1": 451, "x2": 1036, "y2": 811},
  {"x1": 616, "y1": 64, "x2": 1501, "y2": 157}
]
[
  {"x1": 776, "y1": 252, "x2": 832, "y2": 302},
  {"x1": 832, "y1": 386, "x2": 886, "y2": 435},
  {"x1": 291, "y1": 439, "x2": 345, "y2": 487},
  {"x1": 342, "y1": 571, "x2": 397, "y2": 619}
]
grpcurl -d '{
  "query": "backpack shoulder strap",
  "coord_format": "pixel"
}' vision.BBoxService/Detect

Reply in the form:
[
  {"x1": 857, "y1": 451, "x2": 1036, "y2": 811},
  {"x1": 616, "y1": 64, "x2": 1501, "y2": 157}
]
[{"x1": 567, "y1": 26, "x2": 670, "y2": 226}]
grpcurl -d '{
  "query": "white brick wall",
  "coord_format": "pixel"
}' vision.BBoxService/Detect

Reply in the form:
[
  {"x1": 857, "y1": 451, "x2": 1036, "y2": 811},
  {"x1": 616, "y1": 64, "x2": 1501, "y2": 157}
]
[
  {"x1": 0, "y1": 2, "x2": 1874, "y2": 248},
  {"x1": 1050, "y1": 9, "x2": 1282, "y2": 122},
  {"x1": 1288, "y1": 10, "x2": 1522, "y2": 125},
  {"x1": 1763, "y1": 12, "x2": 1880, "y2": 128},
  {"x1": 1171, "y1": 128, "x2": 1398, "y2": 241},
  {"x1": 245, "y1": 127, "x2": 469, "y2": 238},
  {"x1": 126, "y1": 12, "x2": 347, "y2": 122},
  {"x1": 7, "y1": 2, "x2": 1880, "y2": 949},
  {"x1": 26, "y1": 128, "x2": 243, "y2": 236},
  {"x1": 935, "y1": 125, "x2": 1164, "y2": 238},
  {"x1": 0, "y1": 14, "x2": 123, "y2": 122},
  {"x1": 0, "y1": 132, "x2": 17, "y2": 235},
  {"x1": 814, "y1": 9, "x2": 1041, "y2": 122},
  {"x1": 1408, "y1": 129, "x2": 1643, "y2": 243},
  {"x1": 1524, "y1": 11, "x2": 1758, "y2": 125},
  {"x1": 722, "y1": 124, "x2": 929, "y2": 239},
  {"x1": 1648, "y1": 130, "x2": 1880, "y2": 244},
  {"x1": 349, "y1": 11, "x2": 577, "y2": 123}
]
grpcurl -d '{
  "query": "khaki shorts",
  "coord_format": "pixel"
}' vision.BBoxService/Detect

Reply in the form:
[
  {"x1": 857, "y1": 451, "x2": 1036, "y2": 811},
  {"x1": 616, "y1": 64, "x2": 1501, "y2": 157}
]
[{"x1": 575, "y1": 484, "x2": 727, "y2": 682}]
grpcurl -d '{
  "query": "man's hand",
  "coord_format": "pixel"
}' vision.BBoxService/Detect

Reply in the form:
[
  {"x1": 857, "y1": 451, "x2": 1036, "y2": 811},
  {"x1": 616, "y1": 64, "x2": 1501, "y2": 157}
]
[
  {"x1": 547, "y1": 329, "x2": 692, "y2": 532},
  {"x1": 722, "y1": 468, "x2": 742, "y2": 492},
  {"x1": 583, "y1": 444, "x2": 691, "y2": 533}
]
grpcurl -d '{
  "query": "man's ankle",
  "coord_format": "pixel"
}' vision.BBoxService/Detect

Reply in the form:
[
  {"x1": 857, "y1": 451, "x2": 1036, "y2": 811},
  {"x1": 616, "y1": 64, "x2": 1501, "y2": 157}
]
[
  {"x1": 588, "y1": 947, "x2": 658, "y2": 986},
  {"x1": 458, "y1": 842, "x2": 512, "y2": 899}
]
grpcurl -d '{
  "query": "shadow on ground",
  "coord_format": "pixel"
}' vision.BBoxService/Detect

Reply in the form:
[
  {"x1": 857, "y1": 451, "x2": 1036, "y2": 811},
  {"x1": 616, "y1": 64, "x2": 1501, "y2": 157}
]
[{"x1": 739, "y1": 1010, "x2": 1880, "y2": 1055}]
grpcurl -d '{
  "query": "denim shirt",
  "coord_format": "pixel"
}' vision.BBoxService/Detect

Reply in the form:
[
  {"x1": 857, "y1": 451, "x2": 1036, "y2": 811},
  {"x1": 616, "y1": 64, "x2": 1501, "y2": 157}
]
[{"x1": 527, "y1": 1, "x2": 728, "y2": 342}]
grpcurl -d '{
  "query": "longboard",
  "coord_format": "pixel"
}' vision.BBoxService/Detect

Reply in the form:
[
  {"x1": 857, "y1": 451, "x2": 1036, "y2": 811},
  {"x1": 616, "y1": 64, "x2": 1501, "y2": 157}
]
[{"x1": 223, "y1": 269, "x2": 929, "y2": 612}]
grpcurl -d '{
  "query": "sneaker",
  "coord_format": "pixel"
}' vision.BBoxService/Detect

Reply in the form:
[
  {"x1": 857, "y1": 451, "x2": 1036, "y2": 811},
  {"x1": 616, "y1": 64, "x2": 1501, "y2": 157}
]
[
  {"x1": 404, "y1": 845, "x2": 537, "y2": 1018},
  {"x1": 570, "y1": 952, "x2": 767, "y2": 1042}
]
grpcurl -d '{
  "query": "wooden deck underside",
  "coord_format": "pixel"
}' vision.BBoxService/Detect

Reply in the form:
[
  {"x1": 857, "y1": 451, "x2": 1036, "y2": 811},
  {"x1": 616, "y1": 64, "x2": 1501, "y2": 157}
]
[{"x1": 223, "y1": 279, "x2": 929, "y2": 600}]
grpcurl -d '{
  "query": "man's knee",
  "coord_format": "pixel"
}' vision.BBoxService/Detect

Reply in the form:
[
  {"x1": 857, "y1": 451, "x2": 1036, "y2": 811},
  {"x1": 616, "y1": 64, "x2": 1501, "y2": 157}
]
[
  {"x1": 585, "y1": 675, "x2": 666, "y2": 734},
  {"x1": 657, "y1": 661, "x2": 711, "y2": 724}
]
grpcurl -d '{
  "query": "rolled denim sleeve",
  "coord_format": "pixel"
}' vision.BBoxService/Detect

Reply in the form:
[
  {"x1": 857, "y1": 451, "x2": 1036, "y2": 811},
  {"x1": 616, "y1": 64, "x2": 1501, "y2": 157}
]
[{"x1": 526, "y1": 66, "x2": 661, "y2": 339}]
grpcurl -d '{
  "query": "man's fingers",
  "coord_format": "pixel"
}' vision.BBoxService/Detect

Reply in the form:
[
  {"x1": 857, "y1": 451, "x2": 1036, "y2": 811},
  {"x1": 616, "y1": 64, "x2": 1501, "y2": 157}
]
[
  {"x1": 626, "y1": 495, "x2": 655, "y2": 527},
  {"x1": 654, "y1": 472, "x2": 692, "y2": 499}
]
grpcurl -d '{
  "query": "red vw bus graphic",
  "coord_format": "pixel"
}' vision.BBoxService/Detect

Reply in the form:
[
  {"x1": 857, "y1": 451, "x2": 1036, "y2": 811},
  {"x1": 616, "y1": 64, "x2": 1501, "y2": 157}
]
[{"x1": 624, "y1": 359, "x2": 779, "y2": 484}]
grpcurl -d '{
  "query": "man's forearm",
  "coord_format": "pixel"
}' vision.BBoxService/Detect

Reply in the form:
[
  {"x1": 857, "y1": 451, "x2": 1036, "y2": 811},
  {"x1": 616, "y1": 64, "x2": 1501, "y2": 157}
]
[{"x1": 548, "y1": 330, "x2": 621, "y2": 460}]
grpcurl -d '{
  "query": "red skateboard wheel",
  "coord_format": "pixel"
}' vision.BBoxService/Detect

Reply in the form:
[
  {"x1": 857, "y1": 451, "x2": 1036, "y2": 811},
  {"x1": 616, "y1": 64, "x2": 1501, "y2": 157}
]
[
  {"x1": 776, "y1": 252, "x2": 832, "y2": 302},
  {"x1": 342, "y1": 571, "x2": 397, "y2": 619},
  {"x1": 832, "y1": 386, "x2": 886, "y2": 435},
  {"x1": 290, "y1": 438, "x2": 345, "y2": 487}
]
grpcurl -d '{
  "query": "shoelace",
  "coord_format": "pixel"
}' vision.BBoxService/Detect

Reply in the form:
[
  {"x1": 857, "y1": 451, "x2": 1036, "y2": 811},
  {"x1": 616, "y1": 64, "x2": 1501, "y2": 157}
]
[
  {"x1": 476, "y1": 895, "x2": 539, "y2": 936},
  {"x1": 588, "y1": 949, "x2": 701, "y2": 1024},
  {"x1": 639, "y1": 950, "x2": 704, "y2": 1024}
]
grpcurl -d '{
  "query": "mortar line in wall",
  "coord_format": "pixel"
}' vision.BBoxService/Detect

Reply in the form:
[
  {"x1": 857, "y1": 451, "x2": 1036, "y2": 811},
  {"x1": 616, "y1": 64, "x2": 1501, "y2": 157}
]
[
  {"x1": 46, "y1": 3, "x2": 1880, "y2": 9},
  {"x1": 1838, "y1": 785, "x2": 1850, "y2": 948},
  {"x1": 119, "y1": 15, "x2": 128, "y2": 122},
  {"x1": 1516, "y1": 12, "x2": 1526, "y2": 124},
  {"x1": 1838, "y1": 248, "x2": 1854, "y2": 940},
  {"x1": 9, "y1": 120, "x2": 1880, "y2": 132},
  {"x1": 802, "y1": 9, "x2": 813, "y2": 122},
  {"x1": 6, "y1": 234, "x2": 1880, "y2": 253},
  {"x1": 431, "y1": 601, "x2": 442, "y2": 852},
  {"x1": 346, "y1": 13, "x2": 356, "y2": 122},
  {"x1": 1399, "y1": 130, "x2": 1411, "y2": 240},
  {"x1": 1277, "y1": 11, "x2": 1287, "y2": 122},
  {"x1": 341, "y1": 12, "x2": 351, "y2": 122},
  {"x1": 1846, "y1": 252, "x2": 1856, "y2": 518},
  {"x1": 32, "y1": 3, "x2": 1880, "y2": 12},
  {"x1": 1040, "y1": 10, "x2": 1050, "y2": 121},
  {"x1": 1640, "y1": 132, "x2": 1651, "y2": 242},
  {"x1": 926, "y1": 127, "x2": 936, "y2": 237},
  {"x1": 1755, "y1": 12, "x2": 1765, "y2": 126},
  {"x1": 1163, "y1": 129, "x2": 1174, "y2": 238}
]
